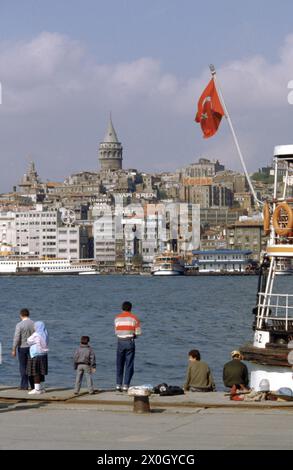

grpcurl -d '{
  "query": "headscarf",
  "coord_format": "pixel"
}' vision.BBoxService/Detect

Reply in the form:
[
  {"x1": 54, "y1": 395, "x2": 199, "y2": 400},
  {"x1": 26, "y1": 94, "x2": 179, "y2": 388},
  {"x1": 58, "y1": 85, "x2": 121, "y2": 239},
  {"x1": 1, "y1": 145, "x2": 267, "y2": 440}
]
[{"x1": 34, "y1": 321, "x2": 49, "y2": 348}]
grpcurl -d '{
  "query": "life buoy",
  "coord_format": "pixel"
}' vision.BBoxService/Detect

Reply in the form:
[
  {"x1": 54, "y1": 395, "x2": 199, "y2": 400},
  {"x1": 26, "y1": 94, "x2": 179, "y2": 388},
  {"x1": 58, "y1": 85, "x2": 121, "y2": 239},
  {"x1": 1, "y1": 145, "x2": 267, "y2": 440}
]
[
  {"x1": 272, "y1": 202, "x2": 293, "y2": 236},
  {"x1": 263, "y1": 201, "x2": 270, "y2": 235}
]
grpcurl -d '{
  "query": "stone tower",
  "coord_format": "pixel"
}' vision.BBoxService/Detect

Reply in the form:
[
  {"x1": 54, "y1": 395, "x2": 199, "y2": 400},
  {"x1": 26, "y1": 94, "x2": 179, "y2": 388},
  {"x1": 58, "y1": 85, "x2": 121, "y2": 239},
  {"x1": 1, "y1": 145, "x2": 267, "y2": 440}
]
[{"x1": 98, "y1": 117, "x2": 123, "y2": 171}]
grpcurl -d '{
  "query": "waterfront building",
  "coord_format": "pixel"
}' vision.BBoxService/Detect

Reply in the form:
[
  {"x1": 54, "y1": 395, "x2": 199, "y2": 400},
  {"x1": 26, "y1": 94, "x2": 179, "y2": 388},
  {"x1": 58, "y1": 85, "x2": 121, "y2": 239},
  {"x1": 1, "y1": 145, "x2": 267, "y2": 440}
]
[
  {"x1": 192, "y1": 249, "x2": 253, "y2": 272},
  {"x1": 141, "y1": 211, "x2": 163, "y2": 266},
  {"x1": 0, "y1": 212, "x2": 16, "y2": 254},
  {"x1": 200, "y1": 227, "x2": 227, "y2": 251},
  {"x1": 93, "y1": 209, "x2": 116, "y2": 268},
  {"x1": 56, "y1": 226, "x2": 80, "y2": 259},
  {"x1": 12, "y1": 206, "x2": 88, "y2": 259},
  {"x1": 227, "y1": 219, "x2": 267, "y2": 261},
  {"x1": 15, "y1": 206, "x2": 59, "y2": 257}
]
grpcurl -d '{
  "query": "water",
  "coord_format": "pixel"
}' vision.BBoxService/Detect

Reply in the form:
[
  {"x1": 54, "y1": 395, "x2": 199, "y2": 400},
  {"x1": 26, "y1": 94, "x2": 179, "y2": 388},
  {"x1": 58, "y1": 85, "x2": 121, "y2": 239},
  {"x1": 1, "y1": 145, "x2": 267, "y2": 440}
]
[{"x1": 0, "y1": 274, "x2": 291, "y2": 390}]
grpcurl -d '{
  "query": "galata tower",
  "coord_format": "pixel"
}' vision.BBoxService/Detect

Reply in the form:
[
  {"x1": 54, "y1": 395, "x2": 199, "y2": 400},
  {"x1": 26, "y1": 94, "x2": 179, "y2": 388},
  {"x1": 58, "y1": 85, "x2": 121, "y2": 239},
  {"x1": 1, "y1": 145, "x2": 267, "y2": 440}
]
[{"x1": 98, "y1": 117, "x2": 123, "y2": 171}]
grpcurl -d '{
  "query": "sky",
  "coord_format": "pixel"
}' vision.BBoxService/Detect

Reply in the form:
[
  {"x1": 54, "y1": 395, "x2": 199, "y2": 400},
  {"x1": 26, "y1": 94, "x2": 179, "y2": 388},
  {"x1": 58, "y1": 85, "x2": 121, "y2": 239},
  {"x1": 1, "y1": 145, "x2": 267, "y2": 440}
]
[{"x1": 1, "y1": 0, "x2": 293, "y2": 191}]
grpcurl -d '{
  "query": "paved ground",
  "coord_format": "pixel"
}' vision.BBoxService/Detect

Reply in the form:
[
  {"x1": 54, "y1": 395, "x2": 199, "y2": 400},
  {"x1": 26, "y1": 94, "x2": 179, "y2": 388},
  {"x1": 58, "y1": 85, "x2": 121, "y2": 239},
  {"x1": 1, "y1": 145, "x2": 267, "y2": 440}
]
[
  {"x1": 0, "y1": 402, "x2": 292, "y2": 450},
  {"x1": 0, "y1": 386, "x2": 292, "y2": 450}
]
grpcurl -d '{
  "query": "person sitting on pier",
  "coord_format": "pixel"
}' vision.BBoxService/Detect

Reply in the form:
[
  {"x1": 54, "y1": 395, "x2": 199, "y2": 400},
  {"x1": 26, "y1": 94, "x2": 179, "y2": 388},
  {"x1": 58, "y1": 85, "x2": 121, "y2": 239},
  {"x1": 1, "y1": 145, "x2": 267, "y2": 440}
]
[
  {"x1": 223, "y1": 350, "x2": 249, "y2": 392},
  {"x1": 184, "y1": 349, "x2": 216, "y2": 392}
]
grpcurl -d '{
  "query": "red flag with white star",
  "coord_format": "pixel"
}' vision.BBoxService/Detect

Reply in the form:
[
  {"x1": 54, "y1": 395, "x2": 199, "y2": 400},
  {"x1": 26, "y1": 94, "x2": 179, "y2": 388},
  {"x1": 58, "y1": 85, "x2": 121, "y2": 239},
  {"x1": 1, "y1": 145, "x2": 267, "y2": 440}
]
[{"x1": 195, "y1": 78, "x2": 225, "y2": 138}]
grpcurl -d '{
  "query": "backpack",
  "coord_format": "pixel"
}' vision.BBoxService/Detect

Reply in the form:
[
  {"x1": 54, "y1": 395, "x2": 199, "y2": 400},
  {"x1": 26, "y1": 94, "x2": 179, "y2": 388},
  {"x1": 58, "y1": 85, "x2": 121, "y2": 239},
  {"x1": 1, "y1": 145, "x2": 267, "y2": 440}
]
[{"x1": 153, "y1": 383, "x2": 184, "y2": 396}]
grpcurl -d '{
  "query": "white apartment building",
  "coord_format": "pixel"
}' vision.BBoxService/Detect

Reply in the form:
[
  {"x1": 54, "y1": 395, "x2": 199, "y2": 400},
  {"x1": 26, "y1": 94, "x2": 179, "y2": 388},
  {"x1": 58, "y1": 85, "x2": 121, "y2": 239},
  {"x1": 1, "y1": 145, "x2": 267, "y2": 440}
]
[
  {"x1": 0, "y1": 212, "x2": 16, "y2": 253},
  {"x1": 15, "y1": 207, "x2": 58, "y2": 257},
  {"x1": 141, "y1": 213, "x2": 165, "y2": 265},
  {"x1": 93, "y1": 210, "x2": 116, "y2": 266},
  {"x1": 57, "y1": 227, "x2": 80, "y2": 259}
]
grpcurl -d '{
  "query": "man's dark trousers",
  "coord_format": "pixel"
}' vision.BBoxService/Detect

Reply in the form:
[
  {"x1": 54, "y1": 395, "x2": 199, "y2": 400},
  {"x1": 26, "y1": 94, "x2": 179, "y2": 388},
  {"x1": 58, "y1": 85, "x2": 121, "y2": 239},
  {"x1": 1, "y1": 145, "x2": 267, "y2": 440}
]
[
  {"x1": 116, "y1": 339, "x2": 135, "y2": 386},
  {"x1": 18, "y1": 347, "x2": 34, "y2": 389}
]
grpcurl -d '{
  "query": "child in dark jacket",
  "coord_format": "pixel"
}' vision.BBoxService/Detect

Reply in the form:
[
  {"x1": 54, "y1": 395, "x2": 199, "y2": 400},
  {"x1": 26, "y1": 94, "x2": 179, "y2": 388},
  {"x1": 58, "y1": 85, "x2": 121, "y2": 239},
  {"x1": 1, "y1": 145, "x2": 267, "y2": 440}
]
[{"x1": 73, "y1": 336, "x2": 96, "y2": 395}]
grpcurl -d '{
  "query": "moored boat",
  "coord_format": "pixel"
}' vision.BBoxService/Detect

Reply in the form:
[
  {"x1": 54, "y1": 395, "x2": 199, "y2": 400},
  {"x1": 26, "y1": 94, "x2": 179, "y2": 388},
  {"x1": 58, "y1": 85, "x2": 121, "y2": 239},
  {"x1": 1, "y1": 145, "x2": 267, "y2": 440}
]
[
  {"x1": 240, "y1": 145, "x2": 293, "y2": 391},
  {"x1": 151, "y1": 252, "x2": 185, "y2": 276},
  {"x1": 0, "y1": 256, "x2": 98, "y2": 275}
]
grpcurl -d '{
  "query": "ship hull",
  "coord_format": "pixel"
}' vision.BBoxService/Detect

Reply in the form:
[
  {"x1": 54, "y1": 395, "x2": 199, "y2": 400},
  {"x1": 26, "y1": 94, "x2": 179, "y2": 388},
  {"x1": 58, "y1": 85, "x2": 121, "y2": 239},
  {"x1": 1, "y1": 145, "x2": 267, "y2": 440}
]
[
  {"x1": 240, "y1": 342, "x2": 291, "y2": 368},
  {"x1": 152, "y1": 269, "x2": 184, "y2": 276}
]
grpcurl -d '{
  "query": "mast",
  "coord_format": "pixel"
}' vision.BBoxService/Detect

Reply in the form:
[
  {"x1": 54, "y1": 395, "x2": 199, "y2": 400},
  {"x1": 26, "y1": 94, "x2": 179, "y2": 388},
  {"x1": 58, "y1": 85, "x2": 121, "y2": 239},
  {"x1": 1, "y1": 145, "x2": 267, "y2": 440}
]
[{"x1": 209, "y1": 64, "x2": 262, "y2": 208}]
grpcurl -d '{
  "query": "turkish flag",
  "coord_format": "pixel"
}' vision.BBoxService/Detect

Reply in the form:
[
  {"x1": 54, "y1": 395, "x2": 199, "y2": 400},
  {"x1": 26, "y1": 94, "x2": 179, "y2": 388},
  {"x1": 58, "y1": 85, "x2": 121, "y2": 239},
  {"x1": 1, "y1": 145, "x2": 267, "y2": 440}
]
[{"x1": 195, "y1": 78, "x2": 225, "y2": 138}]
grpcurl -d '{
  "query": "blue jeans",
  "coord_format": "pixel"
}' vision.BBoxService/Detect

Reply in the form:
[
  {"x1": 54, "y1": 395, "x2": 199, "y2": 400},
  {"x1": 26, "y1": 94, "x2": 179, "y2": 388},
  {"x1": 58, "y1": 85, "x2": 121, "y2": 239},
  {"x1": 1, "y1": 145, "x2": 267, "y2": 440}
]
[
  {"x1": 116, "y1": 339, "x2": 135, "y2": 386},
  {"x1": 18, "y1": 347, "x2": 34, "y2": 389}
]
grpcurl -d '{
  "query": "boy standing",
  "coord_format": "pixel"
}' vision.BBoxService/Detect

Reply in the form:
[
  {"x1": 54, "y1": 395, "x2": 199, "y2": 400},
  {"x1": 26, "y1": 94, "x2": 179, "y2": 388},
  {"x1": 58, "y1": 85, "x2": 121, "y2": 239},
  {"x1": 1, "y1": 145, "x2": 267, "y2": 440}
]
[{"x1": 74, "y1": 336, "x2": 96, "y2": 395}]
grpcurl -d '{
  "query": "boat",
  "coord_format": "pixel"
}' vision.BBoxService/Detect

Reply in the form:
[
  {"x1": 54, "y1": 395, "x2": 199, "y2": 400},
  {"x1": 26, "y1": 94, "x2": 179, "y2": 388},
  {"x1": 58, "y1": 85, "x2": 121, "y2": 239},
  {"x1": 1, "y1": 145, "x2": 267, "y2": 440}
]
[
  {"x1": 240, "y1": 145, "x2": 293, "y2": 391},
  {"x1": 0, "y1": 256, "x2": 98, "y2": 275},
  {"x1": 151, "y1": 252, "x2": 185, "y2": 276}
]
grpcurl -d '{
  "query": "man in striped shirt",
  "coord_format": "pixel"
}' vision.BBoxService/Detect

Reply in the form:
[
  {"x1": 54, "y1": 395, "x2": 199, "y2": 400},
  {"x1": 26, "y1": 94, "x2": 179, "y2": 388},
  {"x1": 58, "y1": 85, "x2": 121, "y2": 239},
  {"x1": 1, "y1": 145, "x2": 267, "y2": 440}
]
[{"x1": 114, "y1": 301, "x2": 141, "y2": 392}]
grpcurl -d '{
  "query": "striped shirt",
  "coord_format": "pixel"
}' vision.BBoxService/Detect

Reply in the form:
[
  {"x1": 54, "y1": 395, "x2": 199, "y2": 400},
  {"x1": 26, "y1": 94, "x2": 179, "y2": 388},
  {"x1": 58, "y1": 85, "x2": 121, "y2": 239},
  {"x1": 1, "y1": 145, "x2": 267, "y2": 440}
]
[{"x1": 114, "y1": 311, "x2": 142, "y2": 339}]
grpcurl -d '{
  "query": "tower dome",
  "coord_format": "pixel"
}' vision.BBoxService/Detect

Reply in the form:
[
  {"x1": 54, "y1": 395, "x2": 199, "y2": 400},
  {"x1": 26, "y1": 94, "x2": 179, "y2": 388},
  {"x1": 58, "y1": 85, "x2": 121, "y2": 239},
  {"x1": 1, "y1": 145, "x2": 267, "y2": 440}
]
[{"x1": 98, "y1": 117, "x2": 123, "y2": 171}]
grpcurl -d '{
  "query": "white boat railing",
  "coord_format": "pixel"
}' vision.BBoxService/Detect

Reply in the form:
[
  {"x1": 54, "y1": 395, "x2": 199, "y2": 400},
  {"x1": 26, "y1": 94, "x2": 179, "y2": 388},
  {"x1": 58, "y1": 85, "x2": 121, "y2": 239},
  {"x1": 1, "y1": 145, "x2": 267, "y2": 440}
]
[{"x1": 256, "y1": 292, "x2": 293, "y2": 331}]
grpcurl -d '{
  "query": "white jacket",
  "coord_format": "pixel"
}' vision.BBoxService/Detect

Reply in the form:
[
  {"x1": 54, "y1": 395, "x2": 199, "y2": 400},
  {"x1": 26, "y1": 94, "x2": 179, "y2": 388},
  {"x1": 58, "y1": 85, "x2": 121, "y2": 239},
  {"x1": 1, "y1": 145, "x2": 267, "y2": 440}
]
[{"x1": 27, "y1": 332, "x2": 49, "y2": 357}]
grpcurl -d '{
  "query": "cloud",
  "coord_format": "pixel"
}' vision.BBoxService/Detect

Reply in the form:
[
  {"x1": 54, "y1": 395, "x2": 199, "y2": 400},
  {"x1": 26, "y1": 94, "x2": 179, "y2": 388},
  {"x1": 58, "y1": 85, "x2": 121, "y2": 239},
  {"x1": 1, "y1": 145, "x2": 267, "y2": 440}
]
[{"x1": 0, "y1": 31, "x2": 293, "y2": 191}]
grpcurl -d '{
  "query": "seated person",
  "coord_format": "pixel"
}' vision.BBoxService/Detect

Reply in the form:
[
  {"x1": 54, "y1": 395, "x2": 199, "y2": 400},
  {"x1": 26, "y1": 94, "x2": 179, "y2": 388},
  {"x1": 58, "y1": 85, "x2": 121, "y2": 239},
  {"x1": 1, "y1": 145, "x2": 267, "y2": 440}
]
[
  {"x1": 223, "y1": 350, "x2": 249, "y2": 391},
  {"x1": 184, "y1": 349, "x2": 215, "y2": 392}
]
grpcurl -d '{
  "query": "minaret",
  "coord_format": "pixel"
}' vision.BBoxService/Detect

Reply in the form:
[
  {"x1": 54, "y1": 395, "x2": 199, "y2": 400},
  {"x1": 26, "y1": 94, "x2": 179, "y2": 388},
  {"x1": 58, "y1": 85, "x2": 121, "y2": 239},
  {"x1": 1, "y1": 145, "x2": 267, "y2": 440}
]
[{"x1": 98, "y1": 116, "x2": 123, "y2": 171}]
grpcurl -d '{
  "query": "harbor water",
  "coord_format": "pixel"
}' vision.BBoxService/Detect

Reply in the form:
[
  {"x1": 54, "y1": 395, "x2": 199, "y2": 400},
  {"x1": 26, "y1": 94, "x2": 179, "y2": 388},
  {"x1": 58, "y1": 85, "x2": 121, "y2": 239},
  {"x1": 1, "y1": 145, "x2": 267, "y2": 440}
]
[{"x1": 0, "y1": 275, "x2": 291, "y2": 390}]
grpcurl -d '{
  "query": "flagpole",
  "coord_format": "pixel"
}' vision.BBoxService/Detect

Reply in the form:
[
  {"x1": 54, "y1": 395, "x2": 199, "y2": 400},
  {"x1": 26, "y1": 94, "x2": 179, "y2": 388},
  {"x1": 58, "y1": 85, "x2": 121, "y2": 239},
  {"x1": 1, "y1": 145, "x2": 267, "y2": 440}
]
[{"x1": 209, "y1": 64, "x2": 262, "y2": 208}]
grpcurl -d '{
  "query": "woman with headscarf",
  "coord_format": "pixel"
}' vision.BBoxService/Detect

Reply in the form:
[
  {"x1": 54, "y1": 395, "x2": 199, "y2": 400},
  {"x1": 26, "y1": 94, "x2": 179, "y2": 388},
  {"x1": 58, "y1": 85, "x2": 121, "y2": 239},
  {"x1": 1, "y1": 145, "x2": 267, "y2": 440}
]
[{"x1": 27, "y1": 321, "x2": 49, "y2": 394}]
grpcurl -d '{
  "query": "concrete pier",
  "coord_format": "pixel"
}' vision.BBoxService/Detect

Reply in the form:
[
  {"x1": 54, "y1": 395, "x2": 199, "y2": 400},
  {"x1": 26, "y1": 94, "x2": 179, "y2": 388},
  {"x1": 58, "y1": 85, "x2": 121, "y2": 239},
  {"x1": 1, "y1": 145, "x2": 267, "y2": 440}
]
[{"x1": 0, "y1": 386, "x2": 292, "y2": 449}]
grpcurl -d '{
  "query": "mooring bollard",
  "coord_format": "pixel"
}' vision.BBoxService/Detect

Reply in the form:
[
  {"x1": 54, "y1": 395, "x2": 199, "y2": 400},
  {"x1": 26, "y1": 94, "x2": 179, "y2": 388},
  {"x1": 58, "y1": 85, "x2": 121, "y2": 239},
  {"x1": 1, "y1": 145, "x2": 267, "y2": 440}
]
[
  {"x1": 133, "y1": 395, "x2": 151, "y2": 413},
  {"x1": 128, "y1": 386, "x2": 152, "y2": 413}
]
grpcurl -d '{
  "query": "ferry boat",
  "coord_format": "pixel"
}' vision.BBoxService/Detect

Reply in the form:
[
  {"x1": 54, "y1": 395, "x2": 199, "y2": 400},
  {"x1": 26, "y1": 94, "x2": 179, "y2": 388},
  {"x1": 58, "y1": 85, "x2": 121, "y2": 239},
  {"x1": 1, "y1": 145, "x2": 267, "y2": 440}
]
[
  {"x1": 240, "y1": 145, "x2": 293, "y2": 391},
  {"x1": 151, "y1": 252, "x2": 185, "y2": 276},
  {"x1": 0, "y1": 257, "x2": 98, "y2": 275}
]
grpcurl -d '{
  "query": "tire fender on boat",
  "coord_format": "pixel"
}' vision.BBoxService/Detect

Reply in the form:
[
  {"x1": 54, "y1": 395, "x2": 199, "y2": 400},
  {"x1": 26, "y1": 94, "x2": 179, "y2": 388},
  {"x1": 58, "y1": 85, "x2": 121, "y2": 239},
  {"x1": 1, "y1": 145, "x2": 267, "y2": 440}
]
[{"x1": 272, "y1": 202, "x2": 293, "y2": 236}]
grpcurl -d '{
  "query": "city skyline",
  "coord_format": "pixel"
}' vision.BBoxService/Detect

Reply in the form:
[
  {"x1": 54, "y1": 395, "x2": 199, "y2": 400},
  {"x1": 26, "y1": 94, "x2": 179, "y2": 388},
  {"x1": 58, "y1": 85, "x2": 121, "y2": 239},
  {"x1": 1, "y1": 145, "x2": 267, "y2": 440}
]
[
  {"x1": 0, "y1": 1, "x2": 293, "y2": 191},
  {"x1": 2, "y1": 114, "x2": 276, "y2": 189}
]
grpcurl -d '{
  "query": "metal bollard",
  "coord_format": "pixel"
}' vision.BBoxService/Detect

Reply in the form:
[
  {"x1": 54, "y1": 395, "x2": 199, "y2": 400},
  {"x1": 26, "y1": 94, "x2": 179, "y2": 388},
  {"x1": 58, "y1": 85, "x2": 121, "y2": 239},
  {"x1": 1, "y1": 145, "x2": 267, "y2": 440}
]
[{"x1": 133, "y1": 395, "x2": 151, "y2": 413}]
